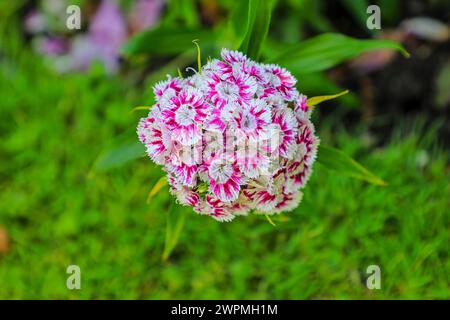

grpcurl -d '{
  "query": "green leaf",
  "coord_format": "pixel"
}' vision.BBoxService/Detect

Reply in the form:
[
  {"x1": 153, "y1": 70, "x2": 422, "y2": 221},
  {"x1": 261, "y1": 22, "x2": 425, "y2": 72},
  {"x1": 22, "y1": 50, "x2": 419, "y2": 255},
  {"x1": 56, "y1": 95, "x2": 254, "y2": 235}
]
[
  {"x1": 92, "y1": 141, "x2": 144, "y2": 172},
  {"x1": 238, "y1": 0, "x2": 275, "y2": 60},
  {"x1": 269, "y1": 33, "x2": 409, "y2": 74},
  {"x1": 130, "y1": 106, "x2": 151, "y2": 113},
  {"x1": 162, "y1": 0, "x2": 200, "y2": 28},
  {"x1": 317, "y1": 145, "x2": 387, "y2": 186},
  {"x1": 293, "y1": 0, "x2": 333, "y2": 33},
  {"x1": 147, "y1": 177, "x2": 168, "y2": 204},
  {"x1": 121, "y1": 27, "x2": 217, "y2": 56},
  {"x1": 162, "y1": 201, "x2": 186, "y2": 262},
  {"x1": 339, "y1": 0, "x2": 370, "y2": 31},
  {"x1": 296, "y1": 73, "x2": 359, "y2": 108},
  {"x1": 265, "y1": 214, "x2": 276, "y2": 227},
  {"x1": 229, "y1": 0, "x2": 251, "y2": 43},
  {"x1": 307, "y1": 90, "x2": 349, "y2": 107}
]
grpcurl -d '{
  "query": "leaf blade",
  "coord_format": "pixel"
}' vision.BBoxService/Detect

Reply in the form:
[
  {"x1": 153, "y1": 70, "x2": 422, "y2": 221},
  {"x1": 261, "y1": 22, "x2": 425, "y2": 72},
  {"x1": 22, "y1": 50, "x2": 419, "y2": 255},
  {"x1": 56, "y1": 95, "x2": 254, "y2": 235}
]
[
  {"x1": 269, "y1": 33, "x2": 409, "y2": 74},
  {"x1": 238, "y1": 0, "x2": 274, "y2": 60},
  {"x1": 147, "y1": 177, "x2": 168, "y2": 204},
  {"x1": 162, "y1": 201, "x2": 186, "y2": 262},
  {"x1": 307, "y1": 90, "x2": 349, "y2": 107},
  {"x1": 92, "y1": 141, "x2": 145, "y2": 173},
  {"x1": 317, "y1": 144, "x2": 387, "y2": 186}
]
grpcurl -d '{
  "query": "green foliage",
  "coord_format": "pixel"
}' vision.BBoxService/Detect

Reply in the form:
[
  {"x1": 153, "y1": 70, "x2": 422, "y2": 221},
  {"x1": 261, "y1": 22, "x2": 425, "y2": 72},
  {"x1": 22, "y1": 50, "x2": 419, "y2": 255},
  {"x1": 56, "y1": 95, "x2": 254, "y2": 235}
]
[
  {"x1": 339, "y1": 0, "x2": 370, "y2": 32},
  {"x1": 1, "y1": 51, "x2": 448, "y2": 298},
  {"x1": 269, "y1": 33, "x2": 409, "y2": 74},
  {"x1": 122, "y1": 27, "x2": 218, "y2": 56},
  {"x1": 117, "y1": 2, "x2": 410, "y2": 261},
  {"x1": 317, "y1": 145, "x2": 386, "y2": 186},
  {"x1": 0, "y1": 0, "x2": 448, "y2": 300},
  {"x1": 162, "y1": 201, "x2": 187, "y2": 262},
  {"x1": 238, "y1": 0, "x2": 275, "y2": 60},
  {"x1": 162, "y1": 0, "x2": 200, "y2": 28},
  {"x1": 92, "y1": 142, "x2": 144, "y2": 173}
]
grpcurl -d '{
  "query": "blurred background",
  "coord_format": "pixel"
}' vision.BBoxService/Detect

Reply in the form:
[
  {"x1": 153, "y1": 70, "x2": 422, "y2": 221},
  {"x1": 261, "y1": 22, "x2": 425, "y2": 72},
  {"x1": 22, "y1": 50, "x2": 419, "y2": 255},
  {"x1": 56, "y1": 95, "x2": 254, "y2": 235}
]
[{"x1": 0, "y1": 0, "x2": 448, "y2": 299}]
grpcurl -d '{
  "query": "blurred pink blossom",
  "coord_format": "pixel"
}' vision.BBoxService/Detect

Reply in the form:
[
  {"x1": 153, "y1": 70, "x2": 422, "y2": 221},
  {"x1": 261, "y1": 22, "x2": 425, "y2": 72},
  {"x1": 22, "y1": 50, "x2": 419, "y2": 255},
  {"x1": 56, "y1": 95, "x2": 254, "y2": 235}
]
[
  {"x1": 24, "y1": 10, "x2": 47, "y2": 34},
  {"x1": 25, "y1": 0, "x2": 164, "y2": 73},
  {"x1": 34, "y1": 36, "x2": 68, "y2": 56},
  {"x1": 67, "y1": 0, "x2": 127, "y2": 73},
  {"x1": 129, "y1": 0, "x2": 165, "y2": 33}
]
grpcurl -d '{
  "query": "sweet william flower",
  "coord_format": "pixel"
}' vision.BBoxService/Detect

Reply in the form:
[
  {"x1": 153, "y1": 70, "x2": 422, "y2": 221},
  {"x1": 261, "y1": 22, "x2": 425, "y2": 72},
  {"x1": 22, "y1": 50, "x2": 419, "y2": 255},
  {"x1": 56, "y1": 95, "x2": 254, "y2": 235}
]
[
  {"x1": 161, "y1": 88, "x2": 209, "y2": 146},
  {"x1": 207, "y1": 72, "x2": 257, "y2": 105},
  {"x1": 154, "y1": 77, "x2": 183, "y2": 103},
  {"x1": 207, "y1": 152, "x2": 245, "y2": 203},
  {"x1": 235, "y1": 99, "x2": 271, "y2": 141},
  {"x1": 137, "y1": 49, "x2": 319, "y2": 221},
  {"x1": 262, "y1": 64, "x2": 298, "y2": 101},
  {"x1": 137, "y1": 109, "x2": 167, "y2": 165},
  {"x1": 267, "y1": 108, "x2": 298, "y2": 160}
]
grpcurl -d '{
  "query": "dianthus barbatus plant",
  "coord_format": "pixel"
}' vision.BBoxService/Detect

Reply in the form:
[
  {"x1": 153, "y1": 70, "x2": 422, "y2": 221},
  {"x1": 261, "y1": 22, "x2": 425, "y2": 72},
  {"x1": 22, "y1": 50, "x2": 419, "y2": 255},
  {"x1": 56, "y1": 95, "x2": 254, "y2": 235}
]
[{"x1": 137, "y1": 48, "x2": 320, "y2": 222}]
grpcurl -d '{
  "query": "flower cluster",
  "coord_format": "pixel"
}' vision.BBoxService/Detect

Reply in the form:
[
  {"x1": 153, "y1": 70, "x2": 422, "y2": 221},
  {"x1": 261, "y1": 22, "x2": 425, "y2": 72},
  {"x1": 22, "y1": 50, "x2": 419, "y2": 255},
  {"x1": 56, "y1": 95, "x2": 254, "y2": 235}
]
[{"x1": 137, "y1": 49, "x2": 319, "y2": 222}]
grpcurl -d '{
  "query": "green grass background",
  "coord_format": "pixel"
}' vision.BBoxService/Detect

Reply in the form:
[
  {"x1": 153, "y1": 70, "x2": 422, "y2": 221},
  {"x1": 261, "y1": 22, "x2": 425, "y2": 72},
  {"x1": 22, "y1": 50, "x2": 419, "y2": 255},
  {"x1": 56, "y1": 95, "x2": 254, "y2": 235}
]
[{"x1": 0, "y1": 17, "x2": 449, "y2": 300}]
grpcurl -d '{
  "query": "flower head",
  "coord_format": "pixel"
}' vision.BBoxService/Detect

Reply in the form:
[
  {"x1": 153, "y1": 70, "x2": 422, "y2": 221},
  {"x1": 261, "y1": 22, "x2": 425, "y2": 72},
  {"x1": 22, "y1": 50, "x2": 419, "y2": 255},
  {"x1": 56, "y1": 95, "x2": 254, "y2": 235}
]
[{"x1": 137, "y1": 49, "x2": 319, "y2": 221}]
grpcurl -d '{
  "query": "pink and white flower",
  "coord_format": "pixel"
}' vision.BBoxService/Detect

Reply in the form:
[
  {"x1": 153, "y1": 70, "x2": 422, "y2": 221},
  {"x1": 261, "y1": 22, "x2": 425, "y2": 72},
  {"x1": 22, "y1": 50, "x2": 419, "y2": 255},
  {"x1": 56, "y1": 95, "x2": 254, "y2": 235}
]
[
  {"x1": 262, "y1": 64, "x2": 297, "y2": 101},
  {"x1": 207, "y1": 153, "x2": 245, "y2": 203},
  {"x1": 205, "y1": 103, "x2": 238, "y2": 133},
  {"x1": 235, "y1": 99, "x2": 271, "y2": 140},
  {"x1": 243, "y1": 180, "x2": 280, "y2": 213},
  {"x1": 171, "y1": 186, "x2": 201, "y2": 207},
  {"x1": 162, "y1": 88, "x2": 209, "y2": 146},
  {"x1": 194, "y1": 195, "x2": 235, "y2": 222},
  {"x1": 265, "y1": 108, "x2": 298, "y2": 160},
  {"x1": 221, "y1": 48, "x2": 248, "y2": 65},
  {"x1": 137, "y1": 113, "x2": 167, "y2": 165},
  {"x1": 166, "y1": 162, "x2": 198, "y2": 187},
  {"x1": 207, "y1": 73, "x2": 257, "y2": 105},
  {"x1": 154, "y1": 77, "x2": 183, "y2": 103},
  {"x1": 236, "y1": 136, "x2": 270, "y2": 179},
  {"x1": 273, "y1": 190, "x2": 303, "y2": 213},
  {"x1": 216, "y1": 49, "x2": 250, "y2": 80},
  {"x1": 137, "y1": 49, "x2": 320, "y2": 221},
  {"x1": 294, "y1": 94, "x2": 312, "y2": 122},
  {"x1": 287, "y1": 119, "x2": 319, "y2": 189}
]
